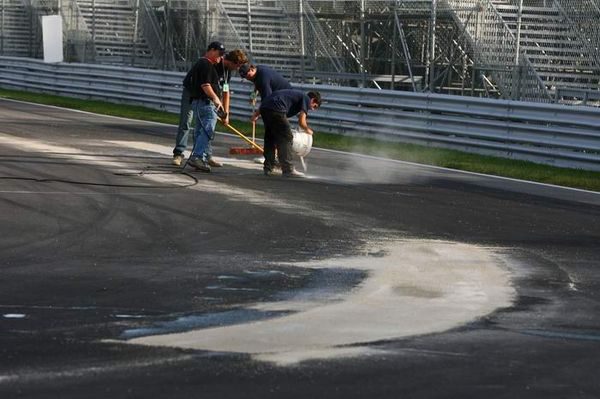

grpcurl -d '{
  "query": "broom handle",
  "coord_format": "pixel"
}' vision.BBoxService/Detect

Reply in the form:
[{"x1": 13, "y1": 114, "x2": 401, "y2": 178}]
[
  {"x1": 220, "y1": 120, "x2": 264, "y2": 153},
  {"x1": 251, "y1": 102, "x2": 257, "y2": 141}
]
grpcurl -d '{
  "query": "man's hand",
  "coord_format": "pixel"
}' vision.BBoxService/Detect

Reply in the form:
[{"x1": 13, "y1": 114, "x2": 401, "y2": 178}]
[
  {"x1": 213, "y1": 97, "x2": 223, "y2": 110},
  {"x1": 216, "y1": 107, "x2": 227, "y2": 119}
]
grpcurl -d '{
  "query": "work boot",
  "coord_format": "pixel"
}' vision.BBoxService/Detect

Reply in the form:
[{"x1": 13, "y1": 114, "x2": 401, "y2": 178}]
[
  {"x1": 255, "y1": 158, "x2": 280, "y2": 169},
  {"x1": 188, "y1": 157, "x2": 211, "y2": 173},
  {"x1": 207, "y1": 157, "x2": 223, "y2": 167},
  {"x1": 282, "y1": 169, "x2": 305, "y2": 178},
  {"x1": 172, "y1": 154, "x2": 185, "y2": 167}
]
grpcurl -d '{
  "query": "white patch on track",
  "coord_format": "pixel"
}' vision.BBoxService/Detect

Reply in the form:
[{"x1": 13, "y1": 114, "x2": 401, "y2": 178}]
[{"x1": 127, "y1": 240, "x2": 515, "y2": 365}]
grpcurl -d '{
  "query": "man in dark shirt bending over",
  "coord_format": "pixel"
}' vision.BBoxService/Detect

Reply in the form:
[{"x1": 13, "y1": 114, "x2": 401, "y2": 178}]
[{"x1": 252, "y1": 89, "x2": 322, "y2": 178}]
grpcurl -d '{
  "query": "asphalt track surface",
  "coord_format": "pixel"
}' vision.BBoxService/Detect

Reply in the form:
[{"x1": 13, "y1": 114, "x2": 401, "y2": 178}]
[{"x1": 1, "y1": 98, "x2": 599, "y2": 398}]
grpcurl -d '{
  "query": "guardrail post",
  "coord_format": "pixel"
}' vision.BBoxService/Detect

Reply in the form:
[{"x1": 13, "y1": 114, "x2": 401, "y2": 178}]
[
  {"x1": 1, "y1": 0, "x2": 4, "y2": 55},
  {"x1": 132, "y1": 0, "x2": 140, "y2": 67}
]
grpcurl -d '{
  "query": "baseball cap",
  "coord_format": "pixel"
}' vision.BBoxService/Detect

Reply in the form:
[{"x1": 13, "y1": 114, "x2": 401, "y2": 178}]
[
  {"x1": 238, "y1": 63, "x2": 251, "y2": 78},
  {"x1": 207, "y1": 41, "x2": 225, "y2": 55}
]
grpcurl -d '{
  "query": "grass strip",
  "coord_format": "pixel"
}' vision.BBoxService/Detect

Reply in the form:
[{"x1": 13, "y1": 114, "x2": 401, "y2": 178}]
[{"x1": 1, "y1": 87, "x2": 599, "y2": 192}]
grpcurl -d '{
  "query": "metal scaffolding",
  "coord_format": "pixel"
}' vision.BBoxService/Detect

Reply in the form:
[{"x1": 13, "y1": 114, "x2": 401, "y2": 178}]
[{"x1": 1, "y1": 0, "x2": 599, "y2": 104}]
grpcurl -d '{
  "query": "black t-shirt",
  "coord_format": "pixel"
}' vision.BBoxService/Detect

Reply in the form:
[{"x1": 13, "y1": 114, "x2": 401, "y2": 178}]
[{"x1": 183, "y1": 58, "x2": 220, "y2": 101}]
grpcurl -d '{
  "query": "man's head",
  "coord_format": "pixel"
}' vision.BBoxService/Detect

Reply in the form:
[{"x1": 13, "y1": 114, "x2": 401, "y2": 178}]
[
  {"x1": 307, "y1": 91, "x2": 322, "y2": 110},
  {"x1": 239, "y1": 64, "x2": 257, "y2": 80},
  {"x1": 223, "y1": 49, "x2": 249, "y2": 70},
  {"x1": 205, "y1": 41, "x2": 226, "y2": 63}
]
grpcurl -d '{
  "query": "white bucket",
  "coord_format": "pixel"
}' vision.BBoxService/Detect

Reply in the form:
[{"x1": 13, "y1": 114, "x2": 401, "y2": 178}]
[{"x1": 291, "y1": 129, "x2": 313, "y2": 157}]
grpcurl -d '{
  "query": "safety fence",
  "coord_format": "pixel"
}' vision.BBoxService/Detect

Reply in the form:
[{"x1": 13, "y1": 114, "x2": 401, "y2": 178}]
[
  {"x1": 3, "y1": 0, "x2": 600, "y2": 101},
  {"x1": 0, "y1": 56, "x2": 599, "y2": 171}
]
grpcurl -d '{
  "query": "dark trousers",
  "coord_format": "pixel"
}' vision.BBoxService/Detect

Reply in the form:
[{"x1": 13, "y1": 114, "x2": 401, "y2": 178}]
[{"x1": 260, "y1": 109, "x2": 294, "y2": 173}]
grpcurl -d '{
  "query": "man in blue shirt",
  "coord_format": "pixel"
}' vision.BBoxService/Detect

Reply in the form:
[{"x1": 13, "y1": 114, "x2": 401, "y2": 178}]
[
  {"x1": 239, "y1": 63, "x2": 292, "y2": 102},
  {"x1": 252, "y1": 89, "x2": 322, "y2": 178},
  {"x1": 239, "y1": 63, "x2": 293, "y2": 165}
]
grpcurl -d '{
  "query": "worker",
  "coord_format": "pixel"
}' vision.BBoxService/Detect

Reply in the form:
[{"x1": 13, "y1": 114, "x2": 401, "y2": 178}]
[
  {"x1": 252, "y1": 89, "x2": 322, "y2": 178},
  {"x1": 172, "y1": 43, "x2": 248, "y2": 168}
]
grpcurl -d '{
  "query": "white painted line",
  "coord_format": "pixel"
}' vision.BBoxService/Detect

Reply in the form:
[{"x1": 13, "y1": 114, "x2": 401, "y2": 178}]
[
  {"x1": 0, "y1": 191, "x2": 172, "y2": 196},
  {"x1": 3, "y1": 313, "x2": 26, "y2": 318},
  {"x1": 317, "y1": 147, "x2": 600, "y2": 195},
  {"x1": 0, "y1": 355, "x2": 194, "y2": 385}
]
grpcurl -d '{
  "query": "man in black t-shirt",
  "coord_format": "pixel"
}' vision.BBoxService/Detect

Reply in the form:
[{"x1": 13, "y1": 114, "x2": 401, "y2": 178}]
[{"x1": 172, "y1": 44, "x2": 247, "y2": 169}]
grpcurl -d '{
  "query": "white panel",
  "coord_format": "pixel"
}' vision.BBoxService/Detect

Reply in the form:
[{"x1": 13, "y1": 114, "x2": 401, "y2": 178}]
[{"x1": 42, "y1": 15, "x2": 64, "y2": 63}]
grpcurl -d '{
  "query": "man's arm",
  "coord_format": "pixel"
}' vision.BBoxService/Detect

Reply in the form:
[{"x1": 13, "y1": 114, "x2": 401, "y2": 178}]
[
  {"x1": 201, "y1": 83, "x2": 222, "y2": 110},
  {"x1": 222, "y1": 91, "x2": 231, "y2": 124},
  {"x1": 298, "y1": 111, "x2": 313, "y2": 135}
]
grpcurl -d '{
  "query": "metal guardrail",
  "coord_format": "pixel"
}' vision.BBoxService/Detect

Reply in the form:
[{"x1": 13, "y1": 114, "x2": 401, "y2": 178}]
[{"x1": 0, "y1": 56, "x2": 599, "y2": 171}]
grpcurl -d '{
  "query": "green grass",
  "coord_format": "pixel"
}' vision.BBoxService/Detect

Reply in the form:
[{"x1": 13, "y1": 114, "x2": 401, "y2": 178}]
[{"x1": 2, "y1": 87, "x2": 599, "y2": 192}]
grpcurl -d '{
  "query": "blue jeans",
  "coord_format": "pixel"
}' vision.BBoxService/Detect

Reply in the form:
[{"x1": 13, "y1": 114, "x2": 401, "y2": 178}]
[
  {"x1": 191, "y1": 99, "x2": 217, "y2": 161},
  {"x1": 172, "y1": 87, "x2": 194, "y2": 156}
]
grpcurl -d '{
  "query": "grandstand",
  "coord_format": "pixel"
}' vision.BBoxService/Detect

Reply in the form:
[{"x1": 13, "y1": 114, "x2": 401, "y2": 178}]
[
  {"x1": 0, "y1": 0, "x2": 33, "y2": 58},
  {"x1": 0, "y1": 0, "x2": 598, "y2": 105}
]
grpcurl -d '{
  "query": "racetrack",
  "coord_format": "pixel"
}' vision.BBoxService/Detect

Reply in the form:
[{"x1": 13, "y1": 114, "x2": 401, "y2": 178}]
[{"x1": 1, "y1": 98, "x2": 599, "y2": 398}]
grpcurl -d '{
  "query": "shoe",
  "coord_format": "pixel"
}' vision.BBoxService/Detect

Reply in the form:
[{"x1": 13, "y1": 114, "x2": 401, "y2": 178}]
[
  {"x1": 172, "y1": 154, "x2": 184, "y2": 166},
  {"x1": 207, "y1": 158, "x2": 223, "y2": 167},
  {"x1": 282, "y1": 169, "x2": 305, "y2": 178},
  {"x1": 188, "y1": 157, "x2": 211, "y2": 172},
  {"x1": 263, "y1": 169, "x2": 274, "y2": 176}
]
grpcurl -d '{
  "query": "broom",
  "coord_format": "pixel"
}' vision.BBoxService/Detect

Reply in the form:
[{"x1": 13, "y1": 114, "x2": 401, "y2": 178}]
[
  {"x1": 219, "y1": 119, "x2": 264, "y2": 154},
  {"x1": 228, "y1": 104, "x2": 263, "y2": 155}
]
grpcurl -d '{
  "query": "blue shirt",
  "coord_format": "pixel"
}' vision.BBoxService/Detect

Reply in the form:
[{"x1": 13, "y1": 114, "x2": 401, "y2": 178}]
[
  {"x1": 254, "y1": 65, "x2": 292, "y2": 99},
  {"x1": 260, "y1": 89, "x2": 310, "y2": 118}
]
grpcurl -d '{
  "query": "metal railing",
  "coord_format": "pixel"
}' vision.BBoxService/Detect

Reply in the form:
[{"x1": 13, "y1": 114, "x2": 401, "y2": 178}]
[
  {"x1": 0, "y1": 56, "x2": 598, "y2": 171},
  {"x1": 278, "y1": 0, "x2": 344, "y2": 77},
  {"x1": 212, "y1": 0, "x2": 250, "y2": 57},
  {"x1": 60, "y1": 0, "x2": 97, "y2": 63},
  {"x1": 136, "y1": 0, "x2": 174, "y2": 69},
  {"x1": 552, "y1": 0, "x2": 600, "y2": 70}
]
